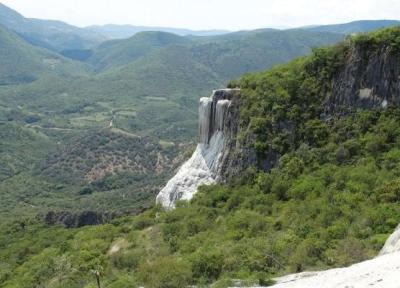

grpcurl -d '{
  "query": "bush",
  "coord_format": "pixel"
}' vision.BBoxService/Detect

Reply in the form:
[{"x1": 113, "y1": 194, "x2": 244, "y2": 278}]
[
  {"x1": 190, "y1": 248, "x2": 224, "y2": 282},
  {"x1": 138, "y1": 257, "x2": 192, "y2": 288}
]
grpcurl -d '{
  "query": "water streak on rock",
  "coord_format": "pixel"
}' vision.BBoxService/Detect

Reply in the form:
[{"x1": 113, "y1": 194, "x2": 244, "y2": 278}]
[{"x1": 156, "y1": 89, "x2": 238, "y2": 208}]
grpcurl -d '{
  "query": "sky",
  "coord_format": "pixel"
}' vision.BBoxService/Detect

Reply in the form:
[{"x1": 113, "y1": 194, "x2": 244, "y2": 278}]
[{"x1": 1, "y1": 0, "x2": 400, "y2": 30}]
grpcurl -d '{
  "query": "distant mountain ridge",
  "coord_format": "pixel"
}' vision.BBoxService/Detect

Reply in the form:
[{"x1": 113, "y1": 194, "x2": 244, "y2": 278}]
[
  {"x1": 0, "y1": 3, "x2": 105, "y2": 52},
  {"x1": 1, "y1": 2, "x2": 400, "y2": 56},
  {"x1": 306, "y1": 20, "x2": 400, "y2": 34},
  {"x1": 86, "y1": 24, "x2": 230, "y2": 39}
]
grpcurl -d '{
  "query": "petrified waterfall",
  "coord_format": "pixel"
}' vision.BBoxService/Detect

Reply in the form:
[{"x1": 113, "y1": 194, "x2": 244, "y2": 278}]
[{"x1": 156, "y1": 89, "x2": 237, "y2": 208}]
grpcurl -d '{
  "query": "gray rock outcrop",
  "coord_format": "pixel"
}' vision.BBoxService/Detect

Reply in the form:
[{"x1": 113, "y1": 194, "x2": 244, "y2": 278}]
[{"x1": 326, "y1": 45, "x2": 400, "y2": 112}]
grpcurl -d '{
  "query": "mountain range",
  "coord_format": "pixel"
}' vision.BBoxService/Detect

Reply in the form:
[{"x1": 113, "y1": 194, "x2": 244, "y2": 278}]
[{"x1": 1, "y1": 2, "x2": 400, "y2": 55}]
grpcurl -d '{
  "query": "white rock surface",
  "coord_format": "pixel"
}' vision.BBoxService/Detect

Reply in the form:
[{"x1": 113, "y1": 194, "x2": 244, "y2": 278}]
[
  {"x1": 156, "y1": 132, "x2": 225, "y2": 208},
  {"x1": 265, "y1": 251, "x2": 400, "y2": 288},
  {"x1": 156, "y1": 90, "x2": 232, "y2": 208},
  {"x1": 379, "y1": 224, "x2": 400, "y2": 256}
]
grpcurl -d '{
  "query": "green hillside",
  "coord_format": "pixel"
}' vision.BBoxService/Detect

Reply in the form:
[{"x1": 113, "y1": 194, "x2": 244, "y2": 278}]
[
  {"x1": 0, "y1": 124, "x2": 187, "y2": 220},
  {"x1": 1, "y1": 27, "x2": 400, "y2": 288},
  {"x1": 0, "y1": 3, "x2": 105, "y2": 52},
  {"x1": 0, "y1": 123, "x2": 56, "y2": 181},
  {"x1": 89, "y1": 29, "x2": 344, "y2": 78},
  {"x1": 0, "y1": 24, "x2": 88, "y2": 85},
  {"x1": 87, "y1": 32, "x2": 190, "y2": 70},
  {"x1": 190, "y1": 29, "x2": 344, "y2": 80}
]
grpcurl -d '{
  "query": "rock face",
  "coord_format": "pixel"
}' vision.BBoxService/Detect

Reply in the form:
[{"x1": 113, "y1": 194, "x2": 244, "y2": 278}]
[
  {"x1": 326, "y1": 45, "x2": 400, "y2": 113},
  {"x1": 156, "y1": 89, "x2": 242, "y2": 208},
  {"x1": 44, "y1": 210, "x2": 114, "y2": 228}
]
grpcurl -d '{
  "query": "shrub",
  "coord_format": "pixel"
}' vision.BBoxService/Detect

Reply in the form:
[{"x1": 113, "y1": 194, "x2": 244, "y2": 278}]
[{"x1": 138, "y1": 257, "x2": 192, "y2": 288}]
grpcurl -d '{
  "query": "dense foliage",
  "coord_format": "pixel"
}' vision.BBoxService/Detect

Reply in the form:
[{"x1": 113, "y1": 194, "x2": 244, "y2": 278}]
[{"x1": 0, "y1": 125, "x2": 186, "y2": 221}]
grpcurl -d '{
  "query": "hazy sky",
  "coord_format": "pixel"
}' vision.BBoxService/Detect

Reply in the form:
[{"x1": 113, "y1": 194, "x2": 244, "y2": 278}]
[{"x1": 2, "y1": 0, "x2": 400, "y2": 30}]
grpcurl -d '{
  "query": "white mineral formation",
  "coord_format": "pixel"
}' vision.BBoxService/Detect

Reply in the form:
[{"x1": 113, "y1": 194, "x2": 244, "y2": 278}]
[
  {"x1": 379, "y1": 224, "x2": 400, "y2": 255},
  {"x1": 267, "y1": 252, "x2": 400, "y2": 288},
  {"x1": 248, "y1": 225, "x2": 400, "y2": 288},
  {"x1": 156, "y1": 90, "x2": 233, "y2": 208}
]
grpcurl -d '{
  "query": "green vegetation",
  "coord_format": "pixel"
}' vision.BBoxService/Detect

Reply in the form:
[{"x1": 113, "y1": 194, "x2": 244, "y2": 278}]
[
  {"x1": 0, "y1": 125, "x2": 185, "y2": 220},
  {"x1": 1, "y1": 27, "x2": 400, "y2": 288},
  {"x1": 0, "y1": 25, "x2": 87, "y2": 85},
  {"x1": 87, "y1": 31, "x2": 190, "y2": 70},
  {"x1": 0, "y1": 3, "x2": 105, "y2": 52}
]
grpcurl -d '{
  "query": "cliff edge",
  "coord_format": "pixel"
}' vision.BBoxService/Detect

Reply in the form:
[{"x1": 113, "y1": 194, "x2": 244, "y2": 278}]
[{"x1": 156, "y1": 89, "x2": 242, "y2": 208}]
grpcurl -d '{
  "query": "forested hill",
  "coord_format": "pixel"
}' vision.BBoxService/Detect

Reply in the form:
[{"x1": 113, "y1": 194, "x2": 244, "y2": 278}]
[{"x1": 2, "y1": 27, "x2": 400, "y2": 288}]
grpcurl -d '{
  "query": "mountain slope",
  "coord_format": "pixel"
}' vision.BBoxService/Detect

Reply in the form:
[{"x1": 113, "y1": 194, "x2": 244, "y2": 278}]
[
  {"x1": 89, "y1": 28, "x2": 344, "y2": 77},
  {"x1": 86, "y1": 24, "x2": 229, "y2": 39},
  {"x1": 0, "y1": 3, "x2": 105, "y2": 52},
  {"x1": 0, "y1": 24, "x2": 88, "y2": 85},
  {"x1": 190, "y1": 29, "x2": 344, "y2": 80},
  {"x1": 87, "y1": 31, "x2": 190, "y2": 70}
]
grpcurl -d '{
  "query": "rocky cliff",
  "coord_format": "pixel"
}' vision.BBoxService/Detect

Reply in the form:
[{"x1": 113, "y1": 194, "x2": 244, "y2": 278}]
[
  {"x1": 326, "y1": 44, "x2": 400, "y2": 113},
  {"x1": 156, "y1": 89, "x2": 243, "y2": 208}
]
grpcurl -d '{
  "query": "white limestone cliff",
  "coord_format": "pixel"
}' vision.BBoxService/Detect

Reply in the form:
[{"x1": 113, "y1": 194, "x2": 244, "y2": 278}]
[{"x1": 156, "y1": 89, "x2": 237, "y2": 208}]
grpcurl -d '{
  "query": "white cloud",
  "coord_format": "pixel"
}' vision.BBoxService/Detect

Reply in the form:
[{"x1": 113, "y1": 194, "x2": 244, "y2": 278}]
[{"x1": 1, "y1": 0, "x2": 400, "y2": 30}]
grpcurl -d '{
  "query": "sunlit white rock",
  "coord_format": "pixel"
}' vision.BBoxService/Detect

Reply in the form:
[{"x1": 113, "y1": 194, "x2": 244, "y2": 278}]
[
  {"x1": 262, "y1": 251, "x2": 400, "y2": 288},
  {"x1": 379, "y1": 224, "x2": 400, "y2": 255},
  {"x1": 199, "y1": 97, "x2": 213, "y2": 144},
  {"x1": 156, "y1": 90, "x2": 233, "y2": 208},
  {"x1": 156, "y1": 132, "x2": 224, "y2": 208}
]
